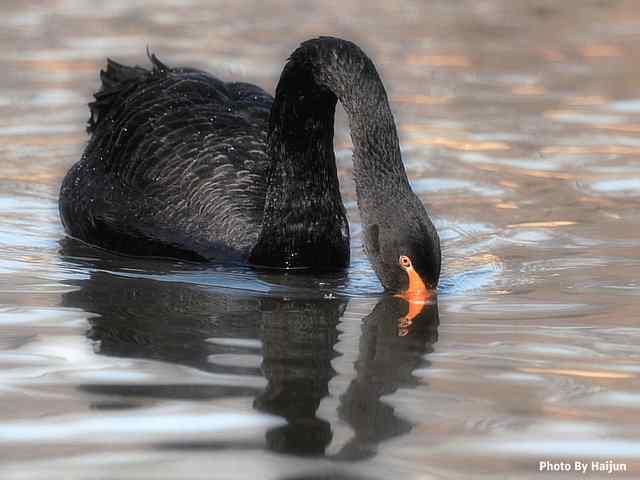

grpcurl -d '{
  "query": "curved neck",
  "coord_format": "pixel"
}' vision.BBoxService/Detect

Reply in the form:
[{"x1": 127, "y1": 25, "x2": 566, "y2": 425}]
[{"x1": 250, "y1": 37, "x2": 410, "y2": 269}]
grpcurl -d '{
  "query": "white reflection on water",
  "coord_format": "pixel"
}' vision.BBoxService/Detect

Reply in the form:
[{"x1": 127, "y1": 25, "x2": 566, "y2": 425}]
[
  {"x1": 0, "y1": 406, "x2": 284, "y2": 443},
  {"x1": 610, "y1": 98, "x2": 640, "y2": 112},
  {"x1": 588, "y1": 178, "x2": 640, "y2": 194},
  {"x1": 460, "y1": 437, "x2": 640, "y2": 458}
]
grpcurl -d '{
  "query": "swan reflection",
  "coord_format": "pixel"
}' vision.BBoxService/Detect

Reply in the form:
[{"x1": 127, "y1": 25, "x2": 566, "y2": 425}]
[{"x1": 60, "y1": 242, "x2": 438, "y2": 458}]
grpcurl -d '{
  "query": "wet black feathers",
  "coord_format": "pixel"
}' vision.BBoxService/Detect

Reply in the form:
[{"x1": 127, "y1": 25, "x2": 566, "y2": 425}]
[
  {"x1": 61, "y1": 53, "x2": 273, "y2": 260},
  {"x1": 88, "y1": 53, "x2": 165, "y2": 134}
]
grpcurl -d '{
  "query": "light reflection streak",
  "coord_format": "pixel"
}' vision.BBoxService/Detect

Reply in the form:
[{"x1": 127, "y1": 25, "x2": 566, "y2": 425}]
[
  {"x1": 565, "y1": 96, "x2": 608, "y2": 106},
  {"x1": 475, "y1": 164, "x2": 577, "y2": 180},
  {"x1": 507, "y1": 221, "x2": 576, "y2": 228},
  {"x1": 511, "y1": 85, "x2": 545, "y2": 96},
  {"x1": 16, "y1": 59, "x2": 98, "y2": 72},
  {"x1": 542, "y1": 145, "x2": 640, "y2": 155},
  {"x1": 391, "y1": 95, "x2": 452, "y2": 105},
  {"x1": 521, "y1": 367, "x2": 633, "y2": 379},
  {"x1": 402, "y1": 137, "x2": 510, "y2": 152},
  {"x1": 580, "y1": 45, "x2": 623, "y2": 58},
  {"x1": 0, "y1": 135, "x2": 82, "y2": 146},
  {"x1": 595, "y1": 123, "x2": 640, "y2": 133},
  {"x1": 405, "y1": 54, "x2": 470, "y2": 67}
]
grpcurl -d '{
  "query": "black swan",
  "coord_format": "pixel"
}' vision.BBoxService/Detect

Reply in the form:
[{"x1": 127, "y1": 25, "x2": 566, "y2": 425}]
[{"x1": 59, "y1": 37, "x2": 441, "y2": 294}]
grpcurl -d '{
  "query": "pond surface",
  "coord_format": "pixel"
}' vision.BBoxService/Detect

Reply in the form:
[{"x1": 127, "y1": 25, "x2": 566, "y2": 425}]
[{"x1": 1, "y1": 0, "x2": 639, "y2": 478}]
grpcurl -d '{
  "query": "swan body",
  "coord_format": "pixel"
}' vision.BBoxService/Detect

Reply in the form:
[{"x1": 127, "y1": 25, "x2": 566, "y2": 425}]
[{"x1": 60, "y1": 37, "x2": 441, "y2": 291}]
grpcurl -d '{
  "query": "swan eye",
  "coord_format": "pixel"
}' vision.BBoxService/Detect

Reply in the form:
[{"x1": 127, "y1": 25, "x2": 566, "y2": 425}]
[{"x1": 399, "y1": 255, "x2": 412, "y2": 268}]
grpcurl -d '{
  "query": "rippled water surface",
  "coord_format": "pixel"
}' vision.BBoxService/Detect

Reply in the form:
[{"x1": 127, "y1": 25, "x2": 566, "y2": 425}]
[{"x1": 1, "y1": 1, "x2": 640, "y2": 478}]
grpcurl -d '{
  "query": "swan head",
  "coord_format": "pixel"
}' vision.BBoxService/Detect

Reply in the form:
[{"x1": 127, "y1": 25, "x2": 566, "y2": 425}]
[{"x1": 363, "y1": 204, "x2": 441, "y2": 296}]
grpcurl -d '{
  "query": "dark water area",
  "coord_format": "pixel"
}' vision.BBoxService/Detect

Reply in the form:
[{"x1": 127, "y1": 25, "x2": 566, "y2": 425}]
[{"x1": 1, "y1": 0, "x2": 639, "y2": 478}]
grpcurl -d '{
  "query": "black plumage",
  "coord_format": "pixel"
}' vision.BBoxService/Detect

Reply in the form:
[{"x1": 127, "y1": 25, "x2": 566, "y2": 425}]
[{"x1": 59, "y1": 37, "x2": 441, "y2": 290}]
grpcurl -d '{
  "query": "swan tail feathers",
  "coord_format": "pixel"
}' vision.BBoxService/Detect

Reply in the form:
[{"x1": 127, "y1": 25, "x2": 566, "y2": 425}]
[
  {"x1": 147, "y1": 48, "x2": 170, "y2": 75},
  {"x1": 87, "y1": 52, "x2": 169, "y2": 134}
]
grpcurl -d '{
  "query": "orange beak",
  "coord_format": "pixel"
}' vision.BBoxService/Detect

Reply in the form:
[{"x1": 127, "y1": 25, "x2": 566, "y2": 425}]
[
  {"x1": 399, "y1": 263, "x2": 431, "y2": 302},
  {"x1": 394, "y1": 263, "x2": 433, "y2": 336}
]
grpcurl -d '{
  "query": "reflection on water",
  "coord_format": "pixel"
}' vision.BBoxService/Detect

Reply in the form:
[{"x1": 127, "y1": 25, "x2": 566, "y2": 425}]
[
  {"x1": 336, "y1": 299, "x2": 438, "y2": 461},
  {"x1": 1, "y1": 0, "x2": 640, "y2": 478},
  {"x1": 60, "y1": 240, "x2": 438, "y2": 459}
]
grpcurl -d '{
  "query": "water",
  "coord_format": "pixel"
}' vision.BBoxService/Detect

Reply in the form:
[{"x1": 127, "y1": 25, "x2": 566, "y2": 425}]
[{"x1": 1, "y1": 0, "x2": 639, "y2": 478}]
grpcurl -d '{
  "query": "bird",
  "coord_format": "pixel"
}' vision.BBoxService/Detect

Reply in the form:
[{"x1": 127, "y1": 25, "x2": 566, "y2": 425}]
[{"x1": 59, "y1": 36, "x2": 441, "y2": 296}]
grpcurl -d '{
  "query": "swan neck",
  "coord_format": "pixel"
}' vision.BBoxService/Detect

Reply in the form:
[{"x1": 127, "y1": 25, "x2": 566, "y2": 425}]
[
  {"x1": 278, "y1": 38, "x2": 412, "y2": 194},
  {"x1": 251, "y1": 38, "x2": 409, "y2": 268},
  {"x1": 300, "y1": 39, "x2": 406, "y2": 177}
]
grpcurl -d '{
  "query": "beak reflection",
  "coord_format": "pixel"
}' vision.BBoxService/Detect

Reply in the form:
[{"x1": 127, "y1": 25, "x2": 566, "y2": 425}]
[{"x1": 397, "y1": 254, "x2": 432, "y2": 303}]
